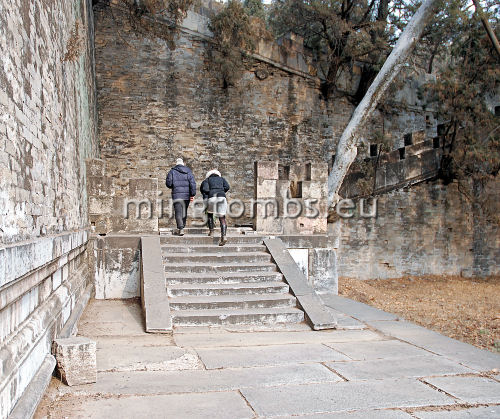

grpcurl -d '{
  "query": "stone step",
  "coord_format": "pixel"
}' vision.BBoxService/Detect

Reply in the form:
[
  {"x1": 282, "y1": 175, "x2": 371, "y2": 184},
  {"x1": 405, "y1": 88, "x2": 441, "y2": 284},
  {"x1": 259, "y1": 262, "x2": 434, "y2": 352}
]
[
  {"x1": 163, "y1": 252, "x2": 272, "y2": 264},
  {"x1": 171, "y1": 307, "x2": 305, "y2": 326},
  {"x1": 161, "y1": 227, "x2": 256, "y2": 235},
  {"x1": 160, "y1": 236, "x2": 264, "y2": 245},
  {"x1": 167, "y1": 282, "x2": 289, "y2": 297},
  {"x1": 164, "y1": 271, "x2": 284, "y2": 285},
  {"x1": 161, "y1": 244, "x2": 267, "y2": 254},
  {"x1": 169, "y1": 294, "x2": 297, "y2": 311},
  {"x1": 164, "y1": 262, "x2": 277, "y2": 274}
]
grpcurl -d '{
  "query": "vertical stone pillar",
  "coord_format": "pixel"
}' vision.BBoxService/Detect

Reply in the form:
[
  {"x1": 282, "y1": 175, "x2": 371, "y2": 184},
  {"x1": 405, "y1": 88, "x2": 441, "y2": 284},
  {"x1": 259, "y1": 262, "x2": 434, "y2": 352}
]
[{"x1": 255, "y1": 161, "x2": 282, "y2": 233}]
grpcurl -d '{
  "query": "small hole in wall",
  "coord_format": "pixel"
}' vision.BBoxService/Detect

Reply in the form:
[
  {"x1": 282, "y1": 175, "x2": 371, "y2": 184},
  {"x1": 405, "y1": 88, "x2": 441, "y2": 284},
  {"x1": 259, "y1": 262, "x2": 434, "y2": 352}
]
[
  {"x1": 278, "y1": 164, "x2": 290, "y2": 180},
  {"x1": 370, "y1": 144, "x2": 378, "y2": 157},
  {"x1": 290, "y1": 181, "x2": 302, "y2": 198},
  {"x1": 399, "y1": 147, "x2": 406, "y2": 160},
  {"x1": 433, "y1": 137, "x2": 440, "y2": 148},
  {"x1": 91, "y1": 222, "x2": 95, "y2": 226},
  {"x1": 404, "y1": 133, "x2": 413, "y2": 146},
  {"x1": 99, "y1": 233, "x2": 106, "y2": 237},
  {"x1": 300, "y1": 223, "x2": 304, "y2": 228}
]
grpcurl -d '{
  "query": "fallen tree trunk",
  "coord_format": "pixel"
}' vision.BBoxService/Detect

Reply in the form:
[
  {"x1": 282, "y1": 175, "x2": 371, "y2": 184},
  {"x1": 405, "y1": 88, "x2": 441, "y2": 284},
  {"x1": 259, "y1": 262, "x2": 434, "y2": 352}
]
[{"x1": 327, "y1": 0, "x2": 439, "y2": 208}]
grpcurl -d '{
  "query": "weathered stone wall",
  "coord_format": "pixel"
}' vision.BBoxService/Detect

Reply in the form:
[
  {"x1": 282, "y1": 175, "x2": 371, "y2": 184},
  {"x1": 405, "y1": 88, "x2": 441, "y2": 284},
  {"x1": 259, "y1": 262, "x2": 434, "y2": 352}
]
[
  {"x1": 0, "y1": 0, "x2": 98, "y2": 416},
  {"x1": 336, "y1": 180, "x2": 500, "y2": 279},
  {"x1": 93, "y1": 6, "x2": 432, "y2": 226}
]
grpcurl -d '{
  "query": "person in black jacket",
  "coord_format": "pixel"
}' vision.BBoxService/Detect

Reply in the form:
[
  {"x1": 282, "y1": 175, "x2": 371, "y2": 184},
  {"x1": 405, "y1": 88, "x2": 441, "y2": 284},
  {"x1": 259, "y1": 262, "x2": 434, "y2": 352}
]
[
  {"x1": 201, "y1": 169, "x2": 230, "y2": 246},
  {"x1": 166, "y1": 158, "x2": 196, "y2": 235},
  {"x1": 200, "y1": 176, "x2": 215, "y2": 237}
]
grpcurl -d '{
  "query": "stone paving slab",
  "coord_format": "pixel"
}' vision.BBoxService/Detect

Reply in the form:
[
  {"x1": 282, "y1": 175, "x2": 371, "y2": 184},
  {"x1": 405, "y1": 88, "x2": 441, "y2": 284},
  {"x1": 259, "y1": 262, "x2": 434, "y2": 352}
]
[
  {"x1": 413, "y1": 406, "x2": 500, "y2": 418},
  {"x1": 423, "y1": 375, "x2": 500, "y2": 404},
  {"x1": 174, "y1": 329, "x2": 384, "y2": 348},
  {"x1": 325, "y1": 355, "x2": 472, "y2": 380},
  {"x1": 240, "y1": 378, "x2": 456, "y2": 417},
  {"x1": 42, "y1": 391, "x2": 254, "y2": 419},
  {"x1": 325, "y1": 339, "x2": 431, "y2": 360},
  {"x1": 75, "y1": 363, "x2": 341, "y2": 395},
  {"x1": 95, "y1": 335, "x2": 175, "y2": 347},
  {"x1": 321, "y1": 294, "x2": 399, "y2": 322},
  {"x1": 367, "y1": 320, "x2": 500, "y2": 372},
  {"x1": 279, "y1": 409, "x2": 413, "y2": 418},
  {"x1": 197, "y1": 343, "x2": 350, "y2": 369},
  {"x1": 96, "y1": 342, "x2": 200, "y2": 372}
]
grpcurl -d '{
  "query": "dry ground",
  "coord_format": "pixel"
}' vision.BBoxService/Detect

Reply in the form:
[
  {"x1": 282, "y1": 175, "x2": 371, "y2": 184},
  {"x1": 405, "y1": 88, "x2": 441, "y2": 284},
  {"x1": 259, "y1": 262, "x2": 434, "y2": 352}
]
[{"x1": 339, "y1": 275, "x2": 500, "y2": 353}]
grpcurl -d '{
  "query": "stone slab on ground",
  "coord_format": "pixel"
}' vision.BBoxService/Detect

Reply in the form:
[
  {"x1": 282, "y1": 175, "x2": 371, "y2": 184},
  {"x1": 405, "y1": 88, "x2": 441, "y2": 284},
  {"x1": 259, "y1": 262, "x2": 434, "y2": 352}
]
[
  {"x1": 423, "y1": 375, "x2": 500, "y2": 404},
  {"x1": 96, "y1": 341, "x2": 200, "y2": 372},
  {"x1": 43, "y1": 391, "x2": 254, "y2": 419},
  {"x1": 240, "y1": 378, "x2": 456, "y2": 417},
  {"x1": 413, "y1": 406, "x2": 500, "y2": 418},
  {"x1": 325, "y1": 339, "x2": 431, "y2": 360},
  {"x1": 78, "y1": 299, "x2": 145, "y2": 337},
  {"x1": 321, "y1": 294, "x2": 399, "y2": 322},
  {"x1": 367, "y1": 320, "x2": 500, "y2": 371},
  {"x1": 174, "y1": 329, "x2": 384, "y2": 348},
  {"x1": 197, "y1": 343, "x2": 350, "y2": 369},
  {"x1": 52, "y1": 337, "x2": 97, "y2": 386},
  {"x1": 325, "y1": 355, "x2": 472, "y2": 380},
  {"x1": 279, "y1": 409, "x2": 413, "y2": 418},
  {"x1": 77, "y1": 363, "x2": 341, "y2": 395}
]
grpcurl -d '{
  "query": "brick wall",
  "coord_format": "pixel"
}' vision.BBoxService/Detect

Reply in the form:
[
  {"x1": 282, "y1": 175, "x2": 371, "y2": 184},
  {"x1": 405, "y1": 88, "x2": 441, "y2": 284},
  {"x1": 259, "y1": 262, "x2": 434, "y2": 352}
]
[
  {"x1": 336, "y1": 180, "x2": 500, "y2": 279},
  {"x1": 0, "y1": 0, "x2": 98, "y2": 245},
  {"x1": 0, "y1": 0, "x2": 98, "y2": 416},
  {"x1": 93, "y1": 6, "x2": 431, "y2": 226}
]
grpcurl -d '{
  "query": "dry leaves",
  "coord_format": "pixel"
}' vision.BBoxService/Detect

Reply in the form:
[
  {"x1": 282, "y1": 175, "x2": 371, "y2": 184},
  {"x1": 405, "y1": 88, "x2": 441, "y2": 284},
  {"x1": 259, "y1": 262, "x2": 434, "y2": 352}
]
[{"x1": 339, "y1": 275, "x2": 500, "y2": 353}]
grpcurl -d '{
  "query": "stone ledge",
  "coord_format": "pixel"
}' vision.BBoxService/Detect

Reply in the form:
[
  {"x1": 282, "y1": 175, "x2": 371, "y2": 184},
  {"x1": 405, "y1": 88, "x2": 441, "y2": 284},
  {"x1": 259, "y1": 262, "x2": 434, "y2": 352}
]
[{"x1": 0, "y1": 230, "x2": 89, "y2": 288}]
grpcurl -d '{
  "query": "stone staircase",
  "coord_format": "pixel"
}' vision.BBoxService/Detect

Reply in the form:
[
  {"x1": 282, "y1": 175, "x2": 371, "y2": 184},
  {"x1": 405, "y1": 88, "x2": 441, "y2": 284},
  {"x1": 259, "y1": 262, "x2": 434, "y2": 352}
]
[{"x1": 160, "y1": 229, "x2": 305, "y2": 327}]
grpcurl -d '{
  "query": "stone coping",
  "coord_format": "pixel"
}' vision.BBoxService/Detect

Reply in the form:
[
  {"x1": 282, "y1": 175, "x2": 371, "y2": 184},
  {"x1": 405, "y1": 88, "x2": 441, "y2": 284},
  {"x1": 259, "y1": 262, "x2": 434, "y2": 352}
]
[
  {"x1": 264, "y1": 238, "x2": 336, "y2": 330},
  {"x1": 141, "y1": 237, "x2": 172, "y2": 333}
]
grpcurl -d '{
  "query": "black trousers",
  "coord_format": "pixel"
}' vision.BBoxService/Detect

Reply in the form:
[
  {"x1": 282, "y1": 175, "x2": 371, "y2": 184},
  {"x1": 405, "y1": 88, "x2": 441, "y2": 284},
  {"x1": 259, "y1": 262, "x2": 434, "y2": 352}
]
[{"x1": 173, "y1": 200, "x2": 190, "y2": 229}]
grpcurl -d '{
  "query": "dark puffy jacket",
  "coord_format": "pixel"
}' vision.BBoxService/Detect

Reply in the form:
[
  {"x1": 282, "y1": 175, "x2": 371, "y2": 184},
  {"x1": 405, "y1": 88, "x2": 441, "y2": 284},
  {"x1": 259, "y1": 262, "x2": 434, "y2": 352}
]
[
  {"x1": 200, "y1": 178, "x2": 210, "y2": 201},
  {"x1": 166, "y1": 165, "x2": 196, "y2": 200},
  {"x1": 201, "y1": 174, "x2": 230, "y2": 199}
]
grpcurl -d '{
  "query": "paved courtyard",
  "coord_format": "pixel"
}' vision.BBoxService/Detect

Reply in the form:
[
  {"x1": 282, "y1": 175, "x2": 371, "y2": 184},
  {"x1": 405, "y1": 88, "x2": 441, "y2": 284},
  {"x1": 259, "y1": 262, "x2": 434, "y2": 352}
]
[{"x1": 35, "y1": 296, "x2": 500, "y2": 418}]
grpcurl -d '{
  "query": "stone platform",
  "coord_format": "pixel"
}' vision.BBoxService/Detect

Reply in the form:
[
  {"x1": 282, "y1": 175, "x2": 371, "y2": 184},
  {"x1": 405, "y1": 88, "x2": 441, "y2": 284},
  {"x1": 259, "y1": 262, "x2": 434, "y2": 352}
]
[{"x1": 34, "y1": 298, "x2": 500, "y2": 418}]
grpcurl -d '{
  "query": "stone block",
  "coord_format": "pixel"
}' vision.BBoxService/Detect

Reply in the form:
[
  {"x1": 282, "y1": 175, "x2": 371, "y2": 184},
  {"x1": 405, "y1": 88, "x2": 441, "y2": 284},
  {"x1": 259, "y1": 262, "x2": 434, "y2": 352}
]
[
  {"x1": 255, "y1": 161, "x2": 278, "y2": 180},
  {"x1": 129, "y1": 178, "x2": 158, "y2": 198},
  {"x1": 256, "y1": 216, "x2": 282, "y2": 234},
  {"x1": 85, "y1": 158, "x2": 106, "y2": 177},
  {"x1": 52, "y1": 337, "x2": 97, "y2": 386},
  {"x1": 309, "y1": 248, "x2": 337, "y2": 293},
  {"x1": 289, "y1": 163, "x2": 305, "y2": 181},
  {"x1": 301, "y1": 181, "x2": 327, "y2": 199},
  {"x1": 88, "y1": 196, "x2": 113, "y2": 215},
  {"x1": 405, "y1": 155, "x2": 422, "y2": 179},
  {"x1": 276, "y1": 180, "x2": 290, "y2": 199},
  {"x1": 87, "y1": 176, "x2": 114, "y2": 198},
  {"x1": 421, "y1": 149, "x2": 440, "y2": 175},
  {"x1": 310, "y1": 162, "x2": 328, "y2": 182},
  {"x1": 256, "y1": 178, "x2": 277, "y2": 198}
]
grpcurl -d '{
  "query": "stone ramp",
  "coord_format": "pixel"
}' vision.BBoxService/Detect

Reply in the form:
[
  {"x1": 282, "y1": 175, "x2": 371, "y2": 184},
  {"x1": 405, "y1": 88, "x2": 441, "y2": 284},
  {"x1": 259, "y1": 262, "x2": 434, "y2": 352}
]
[{"x1": 160, "y1": 229, "x2": 306, "y2": 328}]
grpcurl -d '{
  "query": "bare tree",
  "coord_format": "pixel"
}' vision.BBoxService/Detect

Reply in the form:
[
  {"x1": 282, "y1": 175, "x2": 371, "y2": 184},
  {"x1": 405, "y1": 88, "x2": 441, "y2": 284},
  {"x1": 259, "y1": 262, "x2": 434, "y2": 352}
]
[{"x1": 327, "y1": 0, "x2": 439, "y2": 208}]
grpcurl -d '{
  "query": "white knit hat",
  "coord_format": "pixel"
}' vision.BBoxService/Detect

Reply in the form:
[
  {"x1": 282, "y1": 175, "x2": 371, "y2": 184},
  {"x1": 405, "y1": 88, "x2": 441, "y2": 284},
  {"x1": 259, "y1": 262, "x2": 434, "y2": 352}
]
[
  {"x1": 205, "y1": 169, "x2": 221, "y2": 178},
  {"x1": 176, "y1": 158, "x2": 184, "y2": 166}
]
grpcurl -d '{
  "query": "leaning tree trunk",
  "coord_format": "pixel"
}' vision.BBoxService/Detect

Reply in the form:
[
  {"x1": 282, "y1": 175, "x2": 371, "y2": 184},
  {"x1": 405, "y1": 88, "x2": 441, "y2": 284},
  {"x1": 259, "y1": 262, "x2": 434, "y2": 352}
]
[
  {"x1": 327, "y1": 0, "x2": 439, "y2": 208},
  {"x1": 472, "y1": 0, "x2": 500, "y2": 58}
]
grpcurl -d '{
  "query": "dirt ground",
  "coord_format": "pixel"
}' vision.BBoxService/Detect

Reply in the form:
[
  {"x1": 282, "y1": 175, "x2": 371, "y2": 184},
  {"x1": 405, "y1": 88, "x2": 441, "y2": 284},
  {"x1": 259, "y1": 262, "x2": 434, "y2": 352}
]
[{"x1": 339, "y1": 275, "x2": 500, "y2": 353}]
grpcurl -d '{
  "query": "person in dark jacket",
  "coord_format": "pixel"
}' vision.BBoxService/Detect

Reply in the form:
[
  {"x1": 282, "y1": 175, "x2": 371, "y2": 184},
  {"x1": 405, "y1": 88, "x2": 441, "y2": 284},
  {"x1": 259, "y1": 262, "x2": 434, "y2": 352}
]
[
  {"x1": 201, "y1": 169, "x2": 230, "y2": 245},
  {"x1": 200, "y1": 176, "x2": 215, "y2": 237},
  {"x1": 166, "y1": 158, "x2": 196, "y2": 235}
]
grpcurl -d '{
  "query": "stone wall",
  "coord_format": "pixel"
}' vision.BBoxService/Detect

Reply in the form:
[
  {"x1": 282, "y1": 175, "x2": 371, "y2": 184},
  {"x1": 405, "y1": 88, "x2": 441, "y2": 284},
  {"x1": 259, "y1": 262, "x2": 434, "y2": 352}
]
[
  {"x1": 336, "y1": 180, "x2": 500, "y2": 280},
  {"x1": 93, "y1": 5, "x2": 432, "y2": 227},
  {"x1": 0, "y1": 0, "x2": 98, "y2": 416}
]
